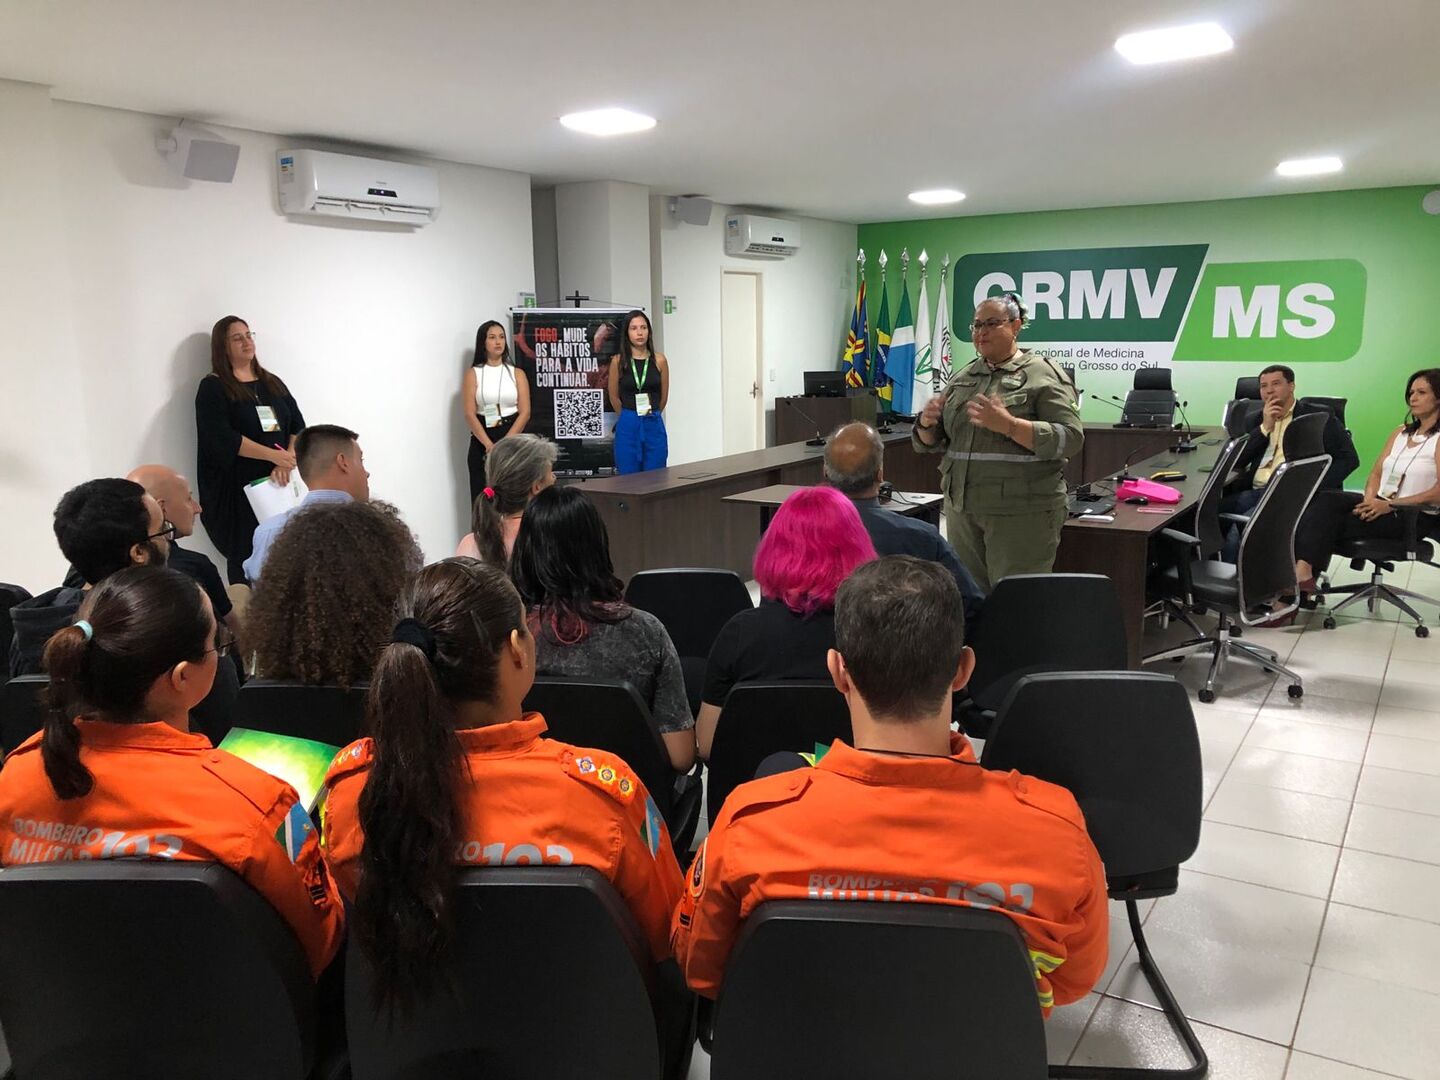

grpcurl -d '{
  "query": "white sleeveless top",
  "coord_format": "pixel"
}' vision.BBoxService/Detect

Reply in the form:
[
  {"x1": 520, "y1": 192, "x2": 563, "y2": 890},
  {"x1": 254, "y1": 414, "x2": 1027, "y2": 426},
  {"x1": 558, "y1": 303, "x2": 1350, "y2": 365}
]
[
  {"x1": 474, "y1": 362, "x2": 519, "y2": 420},
  {"x1": 1380, "y1": 429, "x2": 1440, "y2": 500}
]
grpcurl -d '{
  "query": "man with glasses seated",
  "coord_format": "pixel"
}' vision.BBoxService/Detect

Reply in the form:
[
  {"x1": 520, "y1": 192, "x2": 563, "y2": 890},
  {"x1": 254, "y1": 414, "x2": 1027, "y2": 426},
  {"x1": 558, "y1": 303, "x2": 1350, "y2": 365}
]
[
  {"x1": 913, "y1": 293, "x2": 1083, "y2": 590},
  {"x1": 8, "y1": 478, "x2": 238, "y2": 738}
]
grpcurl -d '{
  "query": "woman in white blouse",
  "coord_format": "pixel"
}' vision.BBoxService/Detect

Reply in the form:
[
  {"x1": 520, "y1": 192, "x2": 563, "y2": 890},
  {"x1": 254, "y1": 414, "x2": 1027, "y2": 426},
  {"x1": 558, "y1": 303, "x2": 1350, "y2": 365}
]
[
  {"x1": 1295, "y1": 368, "x2": 1440, "y2": 597},
  {"x1": 462, "y1": 320, "x2": 531, "y2": 505}
]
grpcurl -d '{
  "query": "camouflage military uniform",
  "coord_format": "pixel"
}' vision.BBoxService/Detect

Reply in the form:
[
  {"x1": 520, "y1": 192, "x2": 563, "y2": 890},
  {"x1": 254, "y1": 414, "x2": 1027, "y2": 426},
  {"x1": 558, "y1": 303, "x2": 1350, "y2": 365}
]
[{"x1": 913, "y1": 351, "x2": 1083, "y2": 591}]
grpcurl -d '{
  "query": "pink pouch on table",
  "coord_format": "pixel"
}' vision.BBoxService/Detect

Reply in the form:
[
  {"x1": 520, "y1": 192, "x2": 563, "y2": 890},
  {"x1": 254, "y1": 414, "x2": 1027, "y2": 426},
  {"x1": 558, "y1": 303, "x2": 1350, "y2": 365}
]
[{"x1": 1115, "y1": 478, "x2": 1182, "y2": 504}]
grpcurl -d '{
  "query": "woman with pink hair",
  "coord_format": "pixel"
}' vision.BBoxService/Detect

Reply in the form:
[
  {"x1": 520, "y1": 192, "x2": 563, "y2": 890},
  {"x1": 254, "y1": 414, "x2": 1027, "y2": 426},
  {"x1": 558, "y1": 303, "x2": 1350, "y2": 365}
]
[{"x1": 695, "y1": 486, "x2": 877, "y2": 758}]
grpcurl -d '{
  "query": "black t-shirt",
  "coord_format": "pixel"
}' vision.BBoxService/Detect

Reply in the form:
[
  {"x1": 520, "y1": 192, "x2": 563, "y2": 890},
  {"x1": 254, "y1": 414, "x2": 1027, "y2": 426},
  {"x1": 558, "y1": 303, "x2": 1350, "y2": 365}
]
[
  {"x1": 702, "y1": 599, "x2": 837, "y2": 707},
  {"x1": 167, "y1": 542, "x2": 233, "y2": 620}
]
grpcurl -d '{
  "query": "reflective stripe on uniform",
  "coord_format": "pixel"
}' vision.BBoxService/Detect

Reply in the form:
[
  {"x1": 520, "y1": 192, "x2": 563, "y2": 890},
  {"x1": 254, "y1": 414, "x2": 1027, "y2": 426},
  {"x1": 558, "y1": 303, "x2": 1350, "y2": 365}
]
[{"x1": 946, "y1": 450, "x2": 1047, "y2": 464}]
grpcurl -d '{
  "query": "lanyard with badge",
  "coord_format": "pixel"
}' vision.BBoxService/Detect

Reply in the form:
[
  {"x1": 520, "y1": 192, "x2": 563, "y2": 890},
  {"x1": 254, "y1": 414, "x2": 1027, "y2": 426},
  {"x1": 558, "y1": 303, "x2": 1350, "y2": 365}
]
[
  {"x1": 631, "y1": 355, "x2": 653, "y2": 416},
  {"x1": 250, "y1": 386, "x2": 281, "y2": 433},
  {"x1": 478, "y1": 363, "x2": 514, "y2": 427},
  {"x1": 1382, "y1": 431, "x2": 1436, "y2": 499}
]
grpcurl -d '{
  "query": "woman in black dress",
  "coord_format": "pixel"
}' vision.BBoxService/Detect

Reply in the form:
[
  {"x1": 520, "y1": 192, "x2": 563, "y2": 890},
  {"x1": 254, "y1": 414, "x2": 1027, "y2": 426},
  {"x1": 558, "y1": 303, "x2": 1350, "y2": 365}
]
[{"x1": 195, "y1": 316, "x2": 306, "y2": 584}]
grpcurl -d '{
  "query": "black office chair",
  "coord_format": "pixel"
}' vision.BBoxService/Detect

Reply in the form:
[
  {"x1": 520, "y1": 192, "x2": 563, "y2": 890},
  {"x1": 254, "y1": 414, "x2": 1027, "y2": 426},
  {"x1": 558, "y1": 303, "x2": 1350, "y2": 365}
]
[
  {"x1": 1281, "y1": 411, "x2": 1328, "y2": 459},
  {"x1": 983, "y1": 671, "x2": 1206, "y2": 1080},
  {"x1": 1221, "y1": 377, "x2": 1264, "y2": 435},
  {"x1": 707, "y1": 901, "x2": 1047, "y2": 1080},
  {"x1": 0, "y1": 861, "x2": 339, "y2": 1080},
  {"x1": 0, "y1": 582, "x2": 32, "y2": 662},
  {"x1": 706, "y1": 680, "x2": 851, "y2": 824},
  {"x1": 1320, "y1": 506, "x2": 1440, "y2": 638},
  {"x1": 1149, "y1": 434, "x2": 1252, "y2": 635},
  {"x1": 1133, "y1": 367, "x2": 1173, "y2": 391},
  {"x1": 345, "y1": 867, "x2": 691, "y2": 1080},
  {"x1": 0, "y1": 674, "x2": 47, "y2": 753},
  {"x1": 1147, "y1": 454, "x2": 1329, "y2": 702},
  {"x1": 1300, "y1": 395, "x2": 1347, "y2": 428},
  {"x1": 526, "y1": 675, "x2": 702, "y2": 854},
  {"x1": 625, "y1": 568, "x2": 754, "y2": 715},
  {"x1": 960, "y1": 575, "x2": 1127, "y2": 735},
  {"x1": 234, "y1": 679, "x2": 369, "y2": 748}
]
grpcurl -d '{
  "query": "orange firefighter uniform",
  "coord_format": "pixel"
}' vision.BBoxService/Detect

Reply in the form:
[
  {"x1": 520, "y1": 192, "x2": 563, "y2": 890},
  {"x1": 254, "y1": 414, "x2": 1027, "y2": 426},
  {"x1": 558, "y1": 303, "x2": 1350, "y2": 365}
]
[
  {"x1": 0, "y1": 720, "x2": 344, "y2": 978},
  {"x1": 671, "y1": 736, "x2": 1109, "y2": 1011},
  {"x1": 320, "y1": 713, "x2": 683, "y2": 961}
]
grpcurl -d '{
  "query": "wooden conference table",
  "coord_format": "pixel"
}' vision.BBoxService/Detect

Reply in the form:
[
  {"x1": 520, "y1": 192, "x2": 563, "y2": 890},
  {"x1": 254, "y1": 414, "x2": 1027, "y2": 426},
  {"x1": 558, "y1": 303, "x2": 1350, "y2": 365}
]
[
  {"x1": 570, "y1": 422, "x2": 1219, "y2": 667},
  {"x1": 723, "y1": 484, "x2": 944, "y2": 532}
]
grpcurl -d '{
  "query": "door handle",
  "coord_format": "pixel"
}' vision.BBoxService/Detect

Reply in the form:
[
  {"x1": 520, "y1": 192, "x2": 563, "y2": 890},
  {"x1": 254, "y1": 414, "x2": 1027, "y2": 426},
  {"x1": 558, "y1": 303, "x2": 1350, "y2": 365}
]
[{"x1": 750, "y1": 381, "x2": 759, "y2": 398}]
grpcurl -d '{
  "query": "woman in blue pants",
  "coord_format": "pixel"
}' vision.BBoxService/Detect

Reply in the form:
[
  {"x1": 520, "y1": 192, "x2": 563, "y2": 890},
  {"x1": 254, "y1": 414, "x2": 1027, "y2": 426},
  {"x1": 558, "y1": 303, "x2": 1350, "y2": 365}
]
[{"x1": 607, "y1": 309, "x2": 670, "y2": 474}]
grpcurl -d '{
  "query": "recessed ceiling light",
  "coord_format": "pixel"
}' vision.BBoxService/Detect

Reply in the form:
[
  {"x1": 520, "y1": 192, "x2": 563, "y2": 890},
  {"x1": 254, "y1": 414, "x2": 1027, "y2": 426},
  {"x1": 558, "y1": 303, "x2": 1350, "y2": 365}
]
[
  {"x1": 1115, "y1": 22, "x2": 1233, "y2": 65},
  {"x1": 908, "y1": 189, "x2": 966, "y2": 206},
  {"x1": 559, "y1": 108, "x2": 656, "y2": 136},
  {"x1": 1276, "y1": 156, "x2": 1343, "y2": 177}
]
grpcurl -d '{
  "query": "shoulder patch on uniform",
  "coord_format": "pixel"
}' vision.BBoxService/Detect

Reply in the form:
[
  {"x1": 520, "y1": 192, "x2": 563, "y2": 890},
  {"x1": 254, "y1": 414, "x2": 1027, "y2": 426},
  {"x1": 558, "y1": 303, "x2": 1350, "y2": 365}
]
[
  {"x1": 640, "y1": 795, "x2": 665, "y2": 858},
  {"x1": 274, "y1": 800, "x2": 316, "y2": 863},
  {"x1": 322, "y1": 738, "x2": 374, "y2": 787},
  {"x1": 563, "y1": 752, "x2": 639, "y2": 802}
]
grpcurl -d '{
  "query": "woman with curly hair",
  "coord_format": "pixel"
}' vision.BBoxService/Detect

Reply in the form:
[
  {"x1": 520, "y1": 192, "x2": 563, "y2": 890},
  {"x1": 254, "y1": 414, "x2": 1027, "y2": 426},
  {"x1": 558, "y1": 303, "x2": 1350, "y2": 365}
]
[{"x1": 244, "y1": 500, "x2": 423, "y2": 688}]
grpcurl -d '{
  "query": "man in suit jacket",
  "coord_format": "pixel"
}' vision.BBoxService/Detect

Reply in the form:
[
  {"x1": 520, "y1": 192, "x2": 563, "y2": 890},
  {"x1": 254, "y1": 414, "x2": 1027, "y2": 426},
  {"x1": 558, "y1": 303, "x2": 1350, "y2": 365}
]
[
  {"x1": 1221, "y1": 364, "x2": 1359, "y2": 559},
  {"x1": 823, "y1": 422, "x2": 984, "y2": 624}
]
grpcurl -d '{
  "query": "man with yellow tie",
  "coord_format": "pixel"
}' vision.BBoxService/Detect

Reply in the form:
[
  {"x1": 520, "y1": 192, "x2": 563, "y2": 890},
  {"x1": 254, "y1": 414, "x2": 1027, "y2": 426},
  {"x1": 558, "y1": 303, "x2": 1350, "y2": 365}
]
[{"x1": 1221, "y1": 364, "x2": 1357, "y2": 559}]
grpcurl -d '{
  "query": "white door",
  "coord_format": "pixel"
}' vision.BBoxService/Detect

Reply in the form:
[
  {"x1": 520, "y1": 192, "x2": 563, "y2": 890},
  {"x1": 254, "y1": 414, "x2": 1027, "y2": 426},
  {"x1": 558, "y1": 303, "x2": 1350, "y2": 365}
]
[{"x1": 720, "y1": 271, "x2": 762, "y2": 454}]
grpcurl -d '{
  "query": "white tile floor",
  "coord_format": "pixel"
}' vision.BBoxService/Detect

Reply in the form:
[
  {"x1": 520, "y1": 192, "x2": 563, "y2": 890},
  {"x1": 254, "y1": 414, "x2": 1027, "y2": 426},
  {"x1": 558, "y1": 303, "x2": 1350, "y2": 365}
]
[{"x1": 688, "y1": 561, "x2": 1440, "y2": 1078}]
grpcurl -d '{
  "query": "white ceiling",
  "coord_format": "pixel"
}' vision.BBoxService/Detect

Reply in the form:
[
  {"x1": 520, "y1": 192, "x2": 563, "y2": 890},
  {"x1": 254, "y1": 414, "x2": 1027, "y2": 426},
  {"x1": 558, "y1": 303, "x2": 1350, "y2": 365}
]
[{"x1": 3, "y1": 0, "x2": 1438, "y2": 223}]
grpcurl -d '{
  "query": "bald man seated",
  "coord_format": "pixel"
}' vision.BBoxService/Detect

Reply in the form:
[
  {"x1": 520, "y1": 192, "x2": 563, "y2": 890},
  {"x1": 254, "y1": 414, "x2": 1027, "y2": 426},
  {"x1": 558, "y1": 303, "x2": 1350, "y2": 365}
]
[
  {"x1": 824, "y1": 422, "x2": 985, "y2": 624},
  {"x1": 125, "y1": 465, "x2": 239, "y2": 632}
]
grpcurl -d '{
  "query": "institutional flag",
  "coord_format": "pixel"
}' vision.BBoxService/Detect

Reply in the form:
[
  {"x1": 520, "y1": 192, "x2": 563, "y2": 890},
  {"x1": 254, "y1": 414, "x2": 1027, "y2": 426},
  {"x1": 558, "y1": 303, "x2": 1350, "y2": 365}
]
[
  {"x1": 912, "y1": 267, "x2": 933, "y2": 410},
  {"x1": 873, "y1": 274, "x2": 892, "y2": 405},
  {"x1": 934, "y1": 263, "x2": 953, "y2": 386},
  {"x1": 888, "y1": 276, "x2": 915, "y2": 414},
  {"x1": 841, "y1": 276, "x2": 870, "y2": 387}
]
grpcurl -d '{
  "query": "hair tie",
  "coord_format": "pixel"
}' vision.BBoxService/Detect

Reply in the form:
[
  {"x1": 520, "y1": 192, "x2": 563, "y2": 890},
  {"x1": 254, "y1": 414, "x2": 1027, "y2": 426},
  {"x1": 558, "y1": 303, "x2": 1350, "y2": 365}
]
[
  {"x1": 74, "y1": 620, "x2": 93, "y2": 642},
  {"x1": 483, "y1": 486, "x2": 496, "y2": 501},
  {"x1": 391, "y1": 617, "x2": 437, "y2": 660}
]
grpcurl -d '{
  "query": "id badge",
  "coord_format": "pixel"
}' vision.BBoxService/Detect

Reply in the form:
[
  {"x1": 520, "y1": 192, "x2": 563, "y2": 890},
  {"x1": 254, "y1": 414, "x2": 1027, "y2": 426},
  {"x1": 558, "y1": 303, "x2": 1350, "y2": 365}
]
[
  {"x1": 1381, "y1": 468, "x2": 1403, "y2": 500},
  {"x1": 483, "y1": 405, "x2": 502, "y2": 426},
  {"x1": 635, "y1": 392, "x2": 652, "y2": 416},
  {"x1": 256, "y1": 405, "x2": 280, "y2": 432}
]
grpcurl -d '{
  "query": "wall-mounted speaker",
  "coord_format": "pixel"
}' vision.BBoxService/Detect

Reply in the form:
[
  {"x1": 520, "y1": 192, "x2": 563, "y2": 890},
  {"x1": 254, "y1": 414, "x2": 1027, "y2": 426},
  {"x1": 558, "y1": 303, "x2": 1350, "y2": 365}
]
[
  {"x1": 157, "y1": 124, "x2": 240, "y2": 183},
  {"x1": 671, "y1": 195, "x2": 713, "y2": 226}
]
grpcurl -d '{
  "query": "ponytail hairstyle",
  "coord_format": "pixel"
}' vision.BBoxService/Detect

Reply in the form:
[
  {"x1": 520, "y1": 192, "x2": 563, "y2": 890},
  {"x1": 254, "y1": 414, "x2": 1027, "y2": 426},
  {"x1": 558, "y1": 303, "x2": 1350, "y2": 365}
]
[
  {"x1": 354, "y1": 557, "x2": 530, "y2": 1016},
  {"x1": 1403, "y1": 369, "x2": 1440, "y2": 435},
  {"x1": 40, "y1": 566, "x2": 211, "y2": 800},
  {"x1": 982, "y1": 291, "x2": 1030, "y2": 328},
  {"x1": 470, "y1": 434, "x2": 559, "y2": 566}
]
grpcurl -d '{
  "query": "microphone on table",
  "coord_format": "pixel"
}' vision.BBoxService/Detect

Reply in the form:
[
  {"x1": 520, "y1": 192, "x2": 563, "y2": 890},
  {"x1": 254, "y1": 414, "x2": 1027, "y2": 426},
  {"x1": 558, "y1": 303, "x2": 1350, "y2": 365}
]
[
  {"x1": 783, "y1": 398, "x2": 828, "y2": 447},
  {"x1": 1101, "y1": 393, "x2": 1136, "y2": 427},
  {"x1": 1110, "y1": 443, "x2": 1153, "y2": 481},
  {"x1": 1172, "y1": 399, "x2": 1198, "y2": 453}
]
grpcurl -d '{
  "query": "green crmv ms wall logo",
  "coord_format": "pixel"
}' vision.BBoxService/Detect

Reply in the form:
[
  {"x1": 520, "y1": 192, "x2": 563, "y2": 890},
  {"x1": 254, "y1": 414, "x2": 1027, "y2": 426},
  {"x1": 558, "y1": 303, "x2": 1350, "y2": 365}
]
[{"x1": 956, "y1": 246, "x2": 1366, "y2": 362}]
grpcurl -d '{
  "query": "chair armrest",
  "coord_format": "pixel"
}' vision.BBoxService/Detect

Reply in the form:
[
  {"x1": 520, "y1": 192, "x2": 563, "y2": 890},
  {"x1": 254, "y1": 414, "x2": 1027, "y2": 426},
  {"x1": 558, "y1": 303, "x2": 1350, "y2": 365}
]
[
  {"x1": 1156, "y1": 529, "x2": 1201, "y2": 607},
  {"x1": 1219, "y1": 512, "x2": 1250, "y2": 526},
  {"x1": 1159, "y1": 528, "x2": 1201, "y2": 548},
  {"x1": 1392, "y1": 504, "x2": 1424, "y2": 555}
]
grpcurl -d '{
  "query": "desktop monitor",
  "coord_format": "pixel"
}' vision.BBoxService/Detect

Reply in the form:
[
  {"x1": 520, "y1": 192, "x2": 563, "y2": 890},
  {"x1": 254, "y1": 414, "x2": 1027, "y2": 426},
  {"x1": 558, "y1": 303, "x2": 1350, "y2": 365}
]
[{"x1": 803, "y1": 370, "x2": 847, "y2": 397}]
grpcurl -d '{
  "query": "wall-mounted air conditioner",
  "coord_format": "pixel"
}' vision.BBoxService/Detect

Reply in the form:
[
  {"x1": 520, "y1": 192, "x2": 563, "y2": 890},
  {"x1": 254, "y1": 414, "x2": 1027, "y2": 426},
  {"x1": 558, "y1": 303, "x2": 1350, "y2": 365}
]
[
  {"x1": 724, "y1": 214, "x2": 801, "y2": 257},
  {"x1": 277, "y1": 149, "x2": 440, "y2": 225}
]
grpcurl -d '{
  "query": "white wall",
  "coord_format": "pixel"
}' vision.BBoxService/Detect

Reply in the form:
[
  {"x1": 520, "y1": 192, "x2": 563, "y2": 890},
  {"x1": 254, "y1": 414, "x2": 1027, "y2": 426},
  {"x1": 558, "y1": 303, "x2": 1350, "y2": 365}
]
[
  {"x1": 0, "y1": 79, "x2": 535, "y2": 592},
  {"x1": 531, "y1": 186, "x2": 560, "y2": 305},
  {"x1": 651, "y1": 198, "x2": 857, "y2": 465},
  {"x1": 555, "y1": 180, "x2": 651, "y2": 309}
]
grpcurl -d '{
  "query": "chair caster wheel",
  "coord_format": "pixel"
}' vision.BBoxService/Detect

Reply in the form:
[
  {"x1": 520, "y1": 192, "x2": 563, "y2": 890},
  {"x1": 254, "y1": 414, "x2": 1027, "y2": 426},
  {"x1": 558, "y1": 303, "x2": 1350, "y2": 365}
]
[
  {"x1": 1288, "y1": 683, "x2": 1304, "y2": 699},
  {"x1": 1323, "y1": 617, "x2": 1337, "y2": 630},
  {"x1": 1232, "y1": 625, "x2": 1244, "y2": 637},
  {"x1": 1418, "y1": 625, "x2": 1430, "y2": 639},
  {"x1": 1198, "y1": 689, "x2": 1216, "y2": 704}
]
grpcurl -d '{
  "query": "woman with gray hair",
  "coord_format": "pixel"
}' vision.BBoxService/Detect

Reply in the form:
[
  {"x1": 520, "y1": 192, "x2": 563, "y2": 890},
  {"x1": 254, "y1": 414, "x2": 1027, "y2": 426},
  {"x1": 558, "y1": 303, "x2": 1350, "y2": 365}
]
[{"x1": 455, "y1": 433, "x2": 558, "y2": 565}]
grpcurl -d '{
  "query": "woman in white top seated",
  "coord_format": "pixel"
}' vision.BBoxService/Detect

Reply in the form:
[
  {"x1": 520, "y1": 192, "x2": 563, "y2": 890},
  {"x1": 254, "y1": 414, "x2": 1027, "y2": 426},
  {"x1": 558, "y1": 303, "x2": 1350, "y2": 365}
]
[
  {"x1": 463, "y1": 320, "x2": 531, "y2": 505},
  {"x1": 1295, "y1": 368, "x2": 1440, "y2": 597},
  {"x1": 455, "y1": 434, "x2": 557, "y2": 565}
]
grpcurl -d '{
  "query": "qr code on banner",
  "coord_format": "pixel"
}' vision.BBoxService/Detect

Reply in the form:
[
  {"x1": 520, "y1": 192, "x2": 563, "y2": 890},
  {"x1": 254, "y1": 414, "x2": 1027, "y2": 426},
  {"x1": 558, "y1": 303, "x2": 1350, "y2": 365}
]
[{"x1": 553, "y1": 389, "x2": 605, "y2": 439}]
